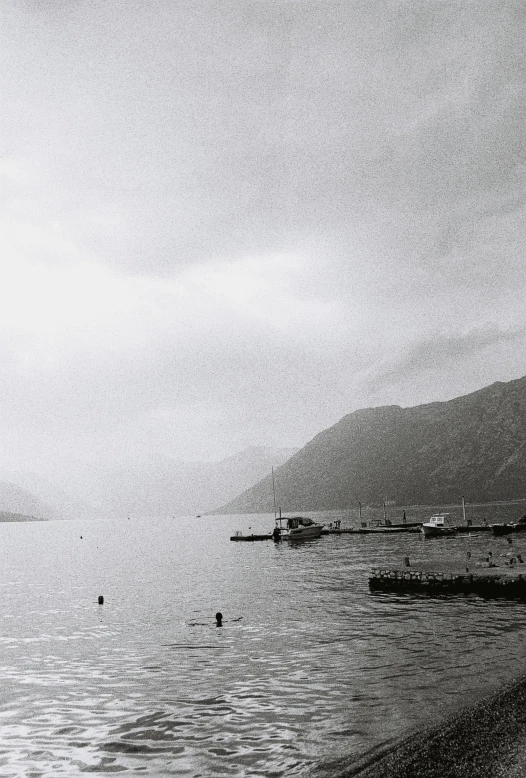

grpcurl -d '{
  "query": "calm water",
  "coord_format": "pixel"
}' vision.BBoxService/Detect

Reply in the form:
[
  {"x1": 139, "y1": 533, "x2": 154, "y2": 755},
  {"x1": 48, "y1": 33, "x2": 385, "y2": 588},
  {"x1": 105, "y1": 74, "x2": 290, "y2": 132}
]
[{"x1": 2, "y1": 503, "x2": 526, "y2": 777}]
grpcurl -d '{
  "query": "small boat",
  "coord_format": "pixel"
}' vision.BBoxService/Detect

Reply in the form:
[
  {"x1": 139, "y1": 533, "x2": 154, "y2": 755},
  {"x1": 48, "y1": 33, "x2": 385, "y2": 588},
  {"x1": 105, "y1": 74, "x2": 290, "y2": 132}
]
[
  {"x1": 491, "y1": 515, "x2": 526, "y2": 536},
  {"x1": 420, "y1": 514, "x2": 457, "y2": 538},
  {"x1": 491, "y1": 523, "x2": 515, "y2": 536},
  {"x1": 268, "y1": 465, "x2": 324, "y2": 541},
  {"x1": 272, "y1": 515, "x2": 324, "y2": 542}
]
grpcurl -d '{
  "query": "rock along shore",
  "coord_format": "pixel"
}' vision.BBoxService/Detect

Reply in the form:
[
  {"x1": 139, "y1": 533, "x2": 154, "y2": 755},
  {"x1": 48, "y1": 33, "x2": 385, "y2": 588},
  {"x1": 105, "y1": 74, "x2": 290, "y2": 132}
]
[{"x1": 311, "y1": 673, "x2": 526, "y2": 778}]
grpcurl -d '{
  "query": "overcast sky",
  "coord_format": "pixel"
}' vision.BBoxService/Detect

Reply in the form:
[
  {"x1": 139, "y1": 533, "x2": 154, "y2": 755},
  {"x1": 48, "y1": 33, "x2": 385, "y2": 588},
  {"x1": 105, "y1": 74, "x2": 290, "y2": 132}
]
[{"x1": 2, "y1": 0, "x2": 526, "y2": 479}]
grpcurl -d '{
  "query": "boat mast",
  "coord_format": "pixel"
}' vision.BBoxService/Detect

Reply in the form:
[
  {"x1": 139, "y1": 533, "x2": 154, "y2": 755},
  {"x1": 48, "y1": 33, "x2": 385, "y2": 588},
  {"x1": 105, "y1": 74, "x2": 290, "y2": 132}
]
[
  {"x1": 272, "y1": 467, "x2": 277, "y2": 521},
  {"x1": 462, "y1": 494, "x2": 466, "y2": 524}
]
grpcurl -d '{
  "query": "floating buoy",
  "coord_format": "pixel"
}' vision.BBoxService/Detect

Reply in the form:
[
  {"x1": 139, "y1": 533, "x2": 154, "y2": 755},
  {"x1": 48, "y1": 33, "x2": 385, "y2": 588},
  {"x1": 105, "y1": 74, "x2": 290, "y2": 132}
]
[
  {"x1": 215, "y1": 612, "x2": 223, "y2": 627},
  {"x1": 98, "y1": 595, "x2": 104, "y2": 605}
]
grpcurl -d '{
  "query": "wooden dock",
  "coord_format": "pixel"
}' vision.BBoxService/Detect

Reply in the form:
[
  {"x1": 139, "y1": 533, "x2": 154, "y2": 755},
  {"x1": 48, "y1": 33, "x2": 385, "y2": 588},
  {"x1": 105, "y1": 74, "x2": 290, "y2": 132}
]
[
  {"x1": 454, "y1": 524, "x2": 491, "y2": 533},
  {"x1": 325, "y1": 524, "x2": 490, "y2": 535},
  {"x1": 230, "y1": 532, "x2": 272, "y2": 542},
  {"x1": 369, "y1": 558, "x2": 526, "y2": 599},
  {"x1": 347, "y1": 526, "x2": 421, "y2": 534},
  {"x1": 230, "y1": 523, "x2": 492, "y2": 541}
]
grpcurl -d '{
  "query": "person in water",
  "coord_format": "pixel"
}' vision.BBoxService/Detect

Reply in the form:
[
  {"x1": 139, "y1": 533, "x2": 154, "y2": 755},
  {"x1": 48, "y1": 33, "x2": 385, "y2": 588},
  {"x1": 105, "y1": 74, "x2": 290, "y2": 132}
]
[{"x1": 187, "y1": 613, "x2": 242, "y2": 627}]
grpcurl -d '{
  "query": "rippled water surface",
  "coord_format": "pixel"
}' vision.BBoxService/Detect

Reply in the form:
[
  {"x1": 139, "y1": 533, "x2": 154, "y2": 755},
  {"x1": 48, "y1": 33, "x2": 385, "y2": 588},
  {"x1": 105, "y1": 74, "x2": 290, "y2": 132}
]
[{"x1": 2, "y1": 504, "x2": 526, "y2": 776}]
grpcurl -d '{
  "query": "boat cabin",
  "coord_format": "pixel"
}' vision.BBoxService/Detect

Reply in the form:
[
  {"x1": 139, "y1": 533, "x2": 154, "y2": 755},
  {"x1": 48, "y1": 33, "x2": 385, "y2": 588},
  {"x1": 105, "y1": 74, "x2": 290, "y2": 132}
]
[
  {"x1": 425, "y1": 514, "x2": 450, "y2": 528},
  {"x1": 283, "y1": 516, "x2": 316, "y2": 529}
]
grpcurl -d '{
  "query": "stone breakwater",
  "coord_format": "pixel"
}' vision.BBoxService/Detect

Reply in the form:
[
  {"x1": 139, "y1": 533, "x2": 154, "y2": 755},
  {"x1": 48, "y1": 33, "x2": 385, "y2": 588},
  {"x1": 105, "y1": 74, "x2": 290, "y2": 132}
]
[
  {"x1": 369, "y1": 567, "x2": 526, "y2": 598},
  {"x1": 369, "y1": 556, "x2": 526, "y2": 599}
]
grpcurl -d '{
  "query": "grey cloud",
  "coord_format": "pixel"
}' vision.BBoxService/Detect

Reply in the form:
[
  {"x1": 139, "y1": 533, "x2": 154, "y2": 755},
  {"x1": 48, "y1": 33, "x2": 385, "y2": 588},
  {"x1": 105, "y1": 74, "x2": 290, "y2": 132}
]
[
  {"x1": 5, "y1": 0, "x2": 526, "y2": 278},
  {"x1": 2, "y1": 0, "x2": 526, "y2": 484},
  {"x1": 372, "y1": 327, "x2": 526, "y2": 389}
]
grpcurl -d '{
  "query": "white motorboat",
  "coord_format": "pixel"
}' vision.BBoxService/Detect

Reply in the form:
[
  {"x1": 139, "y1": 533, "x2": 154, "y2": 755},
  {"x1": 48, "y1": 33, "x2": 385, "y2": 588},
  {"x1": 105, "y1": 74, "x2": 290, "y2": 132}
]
[
  {"x1": 272, "y1": 515, "x2": 324, "y2": 541},
  {"x1": 269, "y1": 467, "x2": 323, "y2": 541},
  {"x1": 420, "y1": 514, "x2": 457, "y2": 538}
]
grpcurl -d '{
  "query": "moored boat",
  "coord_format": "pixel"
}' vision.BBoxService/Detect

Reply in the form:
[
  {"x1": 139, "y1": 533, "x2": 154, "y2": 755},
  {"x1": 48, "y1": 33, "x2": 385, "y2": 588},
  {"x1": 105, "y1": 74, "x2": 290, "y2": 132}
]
[
  {"x1": 491, "y1": 523, "x2": 515, "y2": 536},
  {"x1": 272, "y1": 515, "x2": 324, "y2": 541},
  {"x1": 269, "y1": 465, "x2": 324, "y2": 541},
  {"x1": 491, "y1": 515, "x2": 526, "y2": 536},
  {"x1": 420, "y1": 514, "x2": 457, "y2": 538}
]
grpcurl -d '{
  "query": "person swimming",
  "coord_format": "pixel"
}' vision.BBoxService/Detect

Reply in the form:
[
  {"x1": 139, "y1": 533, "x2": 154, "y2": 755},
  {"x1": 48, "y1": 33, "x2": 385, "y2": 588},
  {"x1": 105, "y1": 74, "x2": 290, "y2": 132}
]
[{"x1": 186, "y1": 614, "x2": 243, "y2": 627}]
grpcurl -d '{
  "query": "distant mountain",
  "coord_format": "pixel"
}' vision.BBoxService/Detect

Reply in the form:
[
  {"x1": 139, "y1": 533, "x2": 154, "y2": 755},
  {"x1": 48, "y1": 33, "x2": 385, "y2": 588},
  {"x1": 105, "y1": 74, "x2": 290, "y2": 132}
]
[
  {"x1": 0, "y1": 471, "x2": 97, "y2": 520},
  {"x1": 85, "y1": 446, "x2": 298, "y2": 517},
  {"x1": 0, "y1": 480, "x2": 53, "y2": 518},
  {"x1": 0, "y1": 511, "x2": 47, "y2": 522},
  {"x1": 214, "y1": 376, "x2": 526, "y2": 513}
]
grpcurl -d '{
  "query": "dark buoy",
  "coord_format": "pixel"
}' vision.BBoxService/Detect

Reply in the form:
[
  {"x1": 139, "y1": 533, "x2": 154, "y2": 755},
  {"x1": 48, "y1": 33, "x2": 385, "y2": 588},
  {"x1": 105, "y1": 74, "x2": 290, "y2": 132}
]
[
  {"x1": 98, "y1": 595, "x2": 104, "y2": 605},
  {"x1": 215, "y1": 612, "x2": 223, "y2": 627}
]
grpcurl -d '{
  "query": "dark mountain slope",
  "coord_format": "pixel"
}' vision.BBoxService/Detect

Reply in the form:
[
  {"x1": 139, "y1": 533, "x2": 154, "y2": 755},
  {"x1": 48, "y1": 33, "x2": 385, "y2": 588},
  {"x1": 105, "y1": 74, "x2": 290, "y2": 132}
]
[{"x1": 214, "y1": 376, "x2": 526, "y2": 513}]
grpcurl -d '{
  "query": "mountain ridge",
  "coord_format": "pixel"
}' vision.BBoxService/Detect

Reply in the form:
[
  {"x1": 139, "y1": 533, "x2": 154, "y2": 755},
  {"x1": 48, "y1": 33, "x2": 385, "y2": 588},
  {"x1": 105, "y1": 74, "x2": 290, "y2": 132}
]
[
  {"x1": 0, "y1": 480, "x2": 54, "y2": 518},
  {"x1": 213, "y1": 376, "x2": 526, "y2": 513}
]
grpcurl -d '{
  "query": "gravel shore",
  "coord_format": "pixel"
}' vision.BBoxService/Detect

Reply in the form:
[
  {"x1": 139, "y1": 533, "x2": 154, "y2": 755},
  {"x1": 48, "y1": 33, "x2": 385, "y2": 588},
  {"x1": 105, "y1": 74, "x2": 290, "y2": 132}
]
[{"x1": 311, "y1": 674, "x2": 526, "y2": 778}]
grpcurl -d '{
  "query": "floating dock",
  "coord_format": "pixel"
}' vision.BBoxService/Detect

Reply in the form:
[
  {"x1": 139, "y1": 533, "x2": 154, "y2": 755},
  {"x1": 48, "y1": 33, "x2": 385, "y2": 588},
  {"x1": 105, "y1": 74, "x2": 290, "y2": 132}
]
[
  {"x1": 454, "y1": 524, "x2": 491, "y2": 533},
  {"x1": 369, "y1": 558, "x2": 526, "y2": 599},
  {"x1": 325, "y1": 524, "x2": 491, "y2": 535},
  {"x1": 230, "y1": 532, "x2": 273, "y2": 541},
  {"x1": 230, "y1": 524, "x2": 493, "y2": 541},
  {"x1": 346, "y1": 526, "x2": 421, "y2": 535}
]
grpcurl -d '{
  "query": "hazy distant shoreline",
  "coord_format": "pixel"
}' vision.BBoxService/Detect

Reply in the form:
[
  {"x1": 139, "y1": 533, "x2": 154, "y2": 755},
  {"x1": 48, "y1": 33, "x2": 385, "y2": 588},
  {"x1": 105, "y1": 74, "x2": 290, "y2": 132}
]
[{"x1": 0, "y1": 511, "x2": 47, "y2": 523}]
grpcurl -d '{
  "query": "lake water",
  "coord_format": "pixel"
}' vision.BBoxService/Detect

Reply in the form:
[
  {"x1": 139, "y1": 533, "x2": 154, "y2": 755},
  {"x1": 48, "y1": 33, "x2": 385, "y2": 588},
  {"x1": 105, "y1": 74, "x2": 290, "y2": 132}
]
[{"x1": 2, "y1": 503, "x2": 526, "y2": 777}]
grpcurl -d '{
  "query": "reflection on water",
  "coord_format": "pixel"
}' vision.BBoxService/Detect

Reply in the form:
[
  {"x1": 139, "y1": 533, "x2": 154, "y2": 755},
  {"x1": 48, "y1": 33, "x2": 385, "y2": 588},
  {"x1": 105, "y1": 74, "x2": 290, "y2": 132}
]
[{"x1": 0, "y1": 505, "x2": 525, "y2": 775}]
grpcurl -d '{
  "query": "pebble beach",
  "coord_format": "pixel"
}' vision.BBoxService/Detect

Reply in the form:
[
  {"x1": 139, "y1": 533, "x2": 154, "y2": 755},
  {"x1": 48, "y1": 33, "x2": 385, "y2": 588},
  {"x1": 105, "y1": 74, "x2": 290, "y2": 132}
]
[{"x1": 313, "y1": 672, "x2": 526, "y2": 778}]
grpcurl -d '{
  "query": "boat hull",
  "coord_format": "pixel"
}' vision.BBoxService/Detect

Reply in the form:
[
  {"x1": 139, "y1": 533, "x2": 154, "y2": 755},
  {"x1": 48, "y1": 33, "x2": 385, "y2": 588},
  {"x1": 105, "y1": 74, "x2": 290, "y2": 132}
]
[
  {"x1": 491, "y1": 523, "x2": 526, "y2": 536},
  {"x1": 273, "y1": 515, "x2": 324, "y2": 542},
  {"x1": 420, "y1": 513, "x2": 456, "y2": 538},
  {"x1": 420, "y1": 526, "x2": 457, "y2": 538},
  {"x1": 491, "y1": 524, "x2": 514, "y2": 536},
  {"x1": 286, "y1": 525, "x2": 324, "y2": 541},
  {"x1": 273, "y1": 525, "x2": 324, "y2": 541}
]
